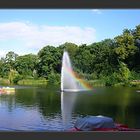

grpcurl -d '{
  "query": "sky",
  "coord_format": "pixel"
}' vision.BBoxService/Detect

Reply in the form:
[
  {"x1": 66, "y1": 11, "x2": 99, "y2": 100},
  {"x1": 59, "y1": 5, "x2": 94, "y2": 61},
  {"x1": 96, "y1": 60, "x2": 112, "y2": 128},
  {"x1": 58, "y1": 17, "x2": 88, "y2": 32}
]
[{"x1": 0, "y1": 9, "x2": 140, "y2": 58}]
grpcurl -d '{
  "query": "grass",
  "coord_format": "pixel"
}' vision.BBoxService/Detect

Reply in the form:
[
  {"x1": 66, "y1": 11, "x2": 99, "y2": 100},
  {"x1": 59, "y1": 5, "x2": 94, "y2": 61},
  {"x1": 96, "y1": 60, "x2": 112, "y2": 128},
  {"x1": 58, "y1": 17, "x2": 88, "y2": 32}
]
[
  {"x1": 88, "y1": 80, "x2": 105, "y2": 87},
  {"x1": 1, "y1": 77, "x2": 140, "y2": 88},
  {"x1": 18, "y1": 79, "x2": 48, "y2": 86},
  {"x1": 88, "y1": 79, "x2": 140, "y2": 87},
  {"x1": 0, "y1": 77, "x2": 48, "y2": 86},
  {"x1": 129, "y1": 81, "x2": 140, "y2": 87},
  {"x1": 0, "y1": 78, "x2": 10, "y2": 85}
]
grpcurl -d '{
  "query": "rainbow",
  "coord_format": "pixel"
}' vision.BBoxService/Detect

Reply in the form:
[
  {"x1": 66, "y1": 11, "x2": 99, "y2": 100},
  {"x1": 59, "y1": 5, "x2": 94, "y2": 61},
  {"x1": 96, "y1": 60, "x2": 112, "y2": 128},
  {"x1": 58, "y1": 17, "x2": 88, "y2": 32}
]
[{"x1": 63, "y1": 63, "x2": 93, "y2": 90}]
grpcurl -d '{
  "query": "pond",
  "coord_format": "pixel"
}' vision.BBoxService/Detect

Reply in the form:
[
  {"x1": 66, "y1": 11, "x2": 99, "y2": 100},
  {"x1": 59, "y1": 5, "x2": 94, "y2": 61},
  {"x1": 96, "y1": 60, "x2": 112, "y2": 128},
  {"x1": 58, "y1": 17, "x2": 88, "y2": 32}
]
[{"x1": 0, "y1": 85, "x2": 140, "y2": 131}]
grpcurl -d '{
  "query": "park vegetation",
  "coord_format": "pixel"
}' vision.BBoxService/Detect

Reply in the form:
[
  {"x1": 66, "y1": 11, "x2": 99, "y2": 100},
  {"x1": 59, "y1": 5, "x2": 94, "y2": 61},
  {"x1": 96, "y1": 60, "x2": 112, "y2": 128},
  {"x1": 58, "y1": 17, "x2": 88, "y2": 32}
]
[{"x1": 0, "y1": 25, "x2": 140, "y2": 87}]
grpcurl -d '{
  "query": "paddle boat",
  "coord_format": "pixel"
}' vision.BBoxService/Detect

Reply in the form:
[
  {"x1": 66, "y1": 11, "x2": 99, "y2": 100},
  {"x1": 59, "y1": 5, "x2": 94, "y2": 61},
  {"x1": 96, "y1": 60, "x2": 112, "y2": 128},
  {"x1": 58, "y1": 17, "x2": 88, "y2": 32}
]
[
  {"x1": 0, "y1": 87, "x2": 15, "y2": 94},
  {"x1": 69, "y1": 115, "x2": 138, "y2": 131}
]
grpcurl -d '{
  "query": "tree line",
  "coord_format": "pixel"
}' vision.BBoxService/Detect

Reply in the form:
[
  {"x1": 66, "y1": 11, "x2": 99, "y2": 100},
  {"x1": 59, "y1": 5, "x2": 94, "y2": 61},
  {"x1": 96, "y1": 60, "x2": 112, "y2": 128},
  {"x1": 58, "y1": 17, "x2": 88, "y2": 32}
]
[{"x1": 0, "y1": 24, "x2": 140, "y2": 86}]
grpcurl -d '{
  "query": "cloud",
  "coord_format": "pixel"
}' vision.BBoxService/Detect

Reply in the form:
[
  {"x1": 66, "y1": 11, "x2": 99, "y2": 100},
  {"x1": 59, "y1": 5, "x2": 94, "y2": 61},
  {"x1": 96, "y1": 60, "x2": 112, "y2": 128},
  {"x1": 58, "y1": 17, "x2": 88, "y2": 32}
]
[
  {"x1": 0, "y1": 22, "x2": 96, "y2": 51},
  {"x1": 91, "y1": 9, "x2": 102, "y2": 14}
]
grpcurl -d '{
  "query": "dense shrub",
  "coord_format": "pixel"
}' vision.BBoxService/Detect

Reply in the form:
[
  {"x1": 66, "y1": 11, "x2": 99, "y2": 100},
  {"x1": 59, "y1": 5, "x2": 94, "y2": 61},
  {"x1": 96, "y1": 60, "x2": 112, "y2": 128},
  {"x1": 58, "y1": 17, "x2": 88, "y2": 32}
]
[
  {"x1": 13, "y1": 75, "x2": 23, "y2": 84},
  {"x1": 48, "y1": 73, "x2": 60, "y2": 85}
]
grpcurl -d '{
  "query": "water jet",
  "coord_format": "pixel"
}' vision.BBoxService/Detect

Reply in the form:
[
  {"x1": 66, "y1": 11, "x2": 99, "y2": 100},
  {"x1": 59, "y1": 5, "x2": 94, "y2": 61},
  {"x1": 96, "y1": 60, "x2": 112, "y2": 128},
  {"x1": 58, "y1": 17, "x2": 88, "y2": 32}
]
[{"x1": 61, "y1": 50, "x2": 92, "y2": 92}]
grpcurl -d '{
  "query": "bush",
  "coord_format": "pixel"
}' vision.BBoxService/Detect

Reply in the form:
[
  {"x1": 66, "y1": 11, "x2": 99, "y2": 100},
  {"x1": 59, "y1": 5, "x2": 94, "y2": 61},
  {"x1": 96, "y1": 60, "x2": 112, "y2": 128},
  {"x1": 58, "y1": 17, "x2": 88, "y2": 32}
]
[
  {"x1": 104, "y1": 76, "x2": 115, "y2": 86},
  {"x1": 48, "y1": 73, "x2": 60, "y2": 85},
  {"x1": 104, "y1": 73, "x2": 119, "y2": 86},
  {"x1": 129, "y1": 71, "x2": 140, "y2": 80},
  {"x1": 23, "y1": 75, "x2": 34, "y2": 79},
  {"x1": 13, "y1": 75, "x2": 23, "y2": 84},
  {"x1": 118, "y1": 62, "x2": 131, "y2": 82}
]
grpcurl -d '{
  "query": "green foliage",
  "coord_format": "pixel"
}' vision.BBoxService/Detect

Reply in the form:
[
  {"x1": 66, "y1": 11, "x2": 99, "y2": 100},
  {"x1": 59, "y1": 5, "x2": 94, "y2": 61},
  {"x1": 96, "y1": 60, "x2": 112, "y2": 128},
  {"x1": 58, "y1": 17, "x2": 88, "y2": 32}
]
[
  {"x1": 48, "y1": 73, "x2": 60, "y2": 85},
  {"x1": 13, "y1": 74, "x2": 23, "y2": 84},
  {"x1": 114, "y1": 29, "x2": 139, "y2": 69},
  {"x1": 103, "y1": 62, "x2": 131, "y2": 86},
  {"x1": 0, "y1": 58, "x2": 5, "y2": 77},
  {"x1": 59, "y1": 42, "x2": 78, "y2": 58},
  {"x1": 8, "y1": 69, "x2": 17, "y2": 84},
  {"x1": 74, "y1": 45, "x2": 94, "y2": 73},
  {"x1": 118, "y1": 62, "x2": 131, "y2": 82},
  {"x1": 37, "y1": 46, "x2": 62, "y2": 79},
  {"x1": 104, "y1": 73, "x2": 119, "y2": 86},
  {"x1": 130, "y1": 71, "x2": 140, "y2": 80},
  {"x1": 14, "y1": 54, "x2": 38, "y2": 78},
  {"x1": 5, "y1": 51, "x2": 18, "y2": 69}
]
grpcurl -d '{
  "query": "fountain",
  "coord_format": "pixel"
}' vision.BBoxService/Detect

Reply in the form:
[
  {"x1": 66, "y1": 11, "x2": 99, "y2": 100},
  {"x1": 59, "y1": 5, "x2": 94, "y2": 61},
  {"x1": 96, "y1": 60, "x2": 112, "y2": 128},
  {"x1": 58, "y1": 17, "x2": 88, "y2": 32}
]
[
  {"x1": 61, "y1": 50, "x2": 92, "y2": 92},
  {"x1": 60, "y1": 50, "x2": 93, "y2": 129}
]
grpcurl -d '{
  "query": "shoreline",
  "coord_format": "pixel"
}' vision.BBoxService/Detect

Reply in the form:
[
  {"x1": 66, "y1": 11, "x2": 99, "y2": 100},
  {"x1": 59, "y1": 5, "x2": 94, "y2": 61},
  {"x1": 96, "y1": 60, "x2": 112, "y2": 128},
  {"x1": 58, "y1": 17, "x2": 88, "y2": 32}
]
[{"x1": 0, "y1": 78, "x2": 140, "y2": 87}]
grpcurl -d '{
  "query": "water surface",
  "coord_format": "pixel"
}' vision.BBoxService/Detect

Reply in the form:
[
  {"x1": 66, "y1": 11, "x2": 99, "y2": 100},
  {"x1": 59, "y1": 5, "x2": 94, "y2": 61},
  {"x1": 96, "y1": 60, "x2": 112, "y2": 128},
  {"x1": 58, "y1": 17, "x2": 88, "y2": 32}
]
[{"x1": 0, "y1": 86, "x2": 140, "y2": 131}]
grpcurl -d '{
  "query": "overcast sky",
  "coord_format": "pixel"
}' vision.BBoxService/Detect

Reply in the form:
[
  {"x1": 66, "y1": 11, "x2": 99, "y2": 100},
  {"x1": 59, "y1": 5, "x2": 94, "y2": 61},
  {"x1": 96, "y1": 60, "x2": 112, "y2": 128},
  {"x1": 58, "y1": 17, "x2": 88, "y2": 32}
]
[{"x1": 0, "y1": 9, "x2": 140, "y2": 58}]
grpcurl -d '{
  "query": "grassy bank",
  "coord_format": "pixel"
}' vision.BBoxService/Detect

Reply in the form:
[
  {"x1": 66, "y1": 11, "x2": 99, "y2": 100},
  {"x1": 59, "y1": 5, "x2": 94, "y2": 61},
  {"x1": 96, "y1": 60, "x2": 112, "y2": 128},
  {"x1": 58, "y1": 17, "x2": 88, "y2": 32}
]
[
  {"x1": 87, "y1": 80, "x2": 105, "y2": 87},
  {"x1": 18, "y1": 79, "x2": 48, "y2": 86},
  {"x1": 0, "y1": 78, "x2": 10, "y2": 85},
  {"x1": 0, "y1": 78, "x2": 48, "y2": 86},
  {"x1": 1, "y1": 77, "x2": 140, "y2": 88},
  {"x1": 129, "y1": 80, "x2": 140, "y2": 87},
  {"x1": 88, "y1": 80, "x2": 140, "y2": 87}
]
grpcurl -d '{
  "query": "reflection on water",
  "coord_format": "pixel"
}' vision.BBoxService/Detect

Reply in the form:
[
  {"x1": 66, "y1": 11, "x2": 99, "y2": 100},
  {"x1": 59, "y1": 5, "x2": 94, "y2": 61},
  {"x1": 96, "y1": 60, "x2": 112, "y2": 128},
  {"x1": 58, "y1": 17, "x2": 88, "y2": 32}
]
[
  {"x1": 61, "y1": 91, "x2": 77, "y2": 129},
  {"x1": 0, "y1": 86, "x2": 140, "y2": 131}
]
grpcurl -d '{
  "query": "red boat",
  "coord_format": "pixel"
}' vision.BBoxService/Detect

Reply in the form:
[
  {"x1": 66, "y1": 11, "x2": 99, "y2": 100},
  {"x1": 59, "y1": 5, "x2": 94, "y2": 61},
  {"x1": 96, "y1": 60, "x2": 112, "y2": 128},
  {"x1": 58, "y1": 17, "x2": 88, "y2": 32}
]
[
  {"x1": 69, "y1": 116, "x2": 138, "y2": 131},
  {"x1": 70, "y1": 123, "x2": 137, "y2": 131}
]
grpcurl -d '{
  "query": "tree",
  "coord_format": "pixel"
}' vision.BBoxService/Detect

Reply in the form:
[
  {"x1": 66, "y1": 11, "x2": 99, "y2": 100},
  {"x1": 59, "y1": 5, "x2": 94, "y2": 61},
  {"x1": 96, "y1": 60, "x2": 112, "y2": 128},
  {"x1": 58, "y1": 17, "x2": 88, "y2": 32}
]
[
  {"x1": 82, "y1": 39, "x2": 117, "y2": 77},
  {"x1": 37, "y1": 46, "x2": 62, "y2": 79},
  {"x1": 74, "y1": 44, "x2": 94, "y2": 73},
  {"x1": 132, "y1": 25, "x2": 140, "y2": 44},
  {"x1": 0, "y1": 52, "x2": 18, "y2": 77},
  {"x1": 8, "y1": 69, "x2": 19, "y2": 84},
  {"x1": 132, "y1": 25, "x2": 140, "y2": 71},
  {"x1": 0, "y1": 58, "x2": 5, "y2": 77},
  {"x1": 5, "y1": 51, "x2": 18, "y2": 70},
  {"x1": 58, "y1": 42, "x2": 79, "y2": 71},
  {"x1": 15, "y1": 54, "x2": 38, "y2": 78},
  {"x1": 114, "y1": 31, "x2": 137, "y2": 59},
  {"x1": 118, "y1": 62, "x2": 131, "y2": 83},
  {"x1": 114, "y1": 30, "x2": 138, "y2": 69}
]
